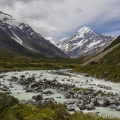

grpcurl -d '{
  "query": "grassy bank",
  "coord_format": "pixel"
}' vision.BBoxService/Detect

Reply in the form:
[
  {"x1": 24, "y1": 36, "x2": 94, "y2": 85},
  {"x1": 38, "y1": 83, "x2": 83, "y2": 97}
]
[
  {"x1": 73, "y1": 44, "x2": 120, "y2": 82},
  {"x1": 0, "y1": 51, "x2": 120, "y2": 82},
  {"x1": 0, "y1": 56, "x2": 84, "y2": 72},
  {"x1": 0, "y1": 93, "x2": 119, "y2": 120}
]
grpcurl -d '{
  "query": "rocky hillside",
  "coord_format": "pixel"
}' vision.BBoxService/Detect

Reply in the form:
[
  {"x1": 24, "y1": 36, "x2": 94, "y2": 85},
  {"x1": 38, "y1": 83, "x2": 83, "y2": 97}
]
[
  {"x1": 103, "y1": 35, "x2": 120, "y2": 52},
  {"x1": 57, "y1": 26, "x2": 113, "y2": 58},
  {"x1": 0, "y1": 11, "x2": 67, "y2": 58},
  {"x1": 74, "y1": 36, "x2": 120, "y2": 82}
]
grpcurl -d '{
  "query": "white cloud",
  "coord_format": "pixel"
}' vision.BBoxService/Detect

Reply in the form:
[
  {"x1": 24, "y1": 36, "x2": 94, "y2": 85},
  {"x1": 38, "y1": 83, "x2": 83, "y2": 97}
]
[
  {"x1": 103, "y1": 29, "x2": 120, "y2": 37},
  {"x1": 45, "y1": 37, "x2": 56, "y2": 45},
  {"x1": 0, "y1": 0, "x2": 120, "y2": 42}
]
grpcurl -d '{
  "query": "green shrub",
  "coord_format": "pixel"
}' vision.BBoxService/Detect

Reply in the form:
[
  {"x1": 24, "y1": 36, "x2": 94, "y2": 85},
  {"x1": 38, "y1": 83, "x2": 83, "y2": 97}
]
[{"x1": 0, "y1": 93, "x2": 19, "y2": 112}]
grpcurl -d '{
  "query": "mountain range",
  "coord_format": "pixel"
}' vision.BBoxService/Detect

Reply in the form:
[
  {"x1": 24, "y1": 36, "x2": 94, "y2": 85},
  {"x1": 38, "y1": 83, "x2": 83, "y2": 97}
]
[
  {"x1": 0, "y1": 11, "x2": 116, "y2": 59},
  {"x1": 76, "y1": 35, "x2": 120, "y2": 82},
  {"x1": 0, "y1": 11, "x2": 67, "y2": 58},
  {"x1": 57, "y1": 26, "x2": 114, "y2": 58}
]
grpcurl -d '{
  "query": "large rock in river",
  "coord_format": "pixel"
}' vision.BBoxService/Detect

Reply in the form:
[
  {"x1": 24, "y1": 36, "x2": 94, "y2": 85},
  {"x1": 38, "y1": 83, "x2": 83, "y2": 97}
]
[{"x1": 30, "y1": 82, "x2": 39, "y2": 88}]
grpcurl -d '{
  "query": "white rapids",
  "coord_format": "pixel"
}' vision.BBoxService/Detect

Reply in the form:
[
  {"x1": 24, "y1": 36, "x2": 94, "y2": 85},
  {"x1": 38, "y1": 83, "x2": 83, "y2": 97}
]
[{"x1": 0, "y1": 69, "x2": 120, "y2": 116}]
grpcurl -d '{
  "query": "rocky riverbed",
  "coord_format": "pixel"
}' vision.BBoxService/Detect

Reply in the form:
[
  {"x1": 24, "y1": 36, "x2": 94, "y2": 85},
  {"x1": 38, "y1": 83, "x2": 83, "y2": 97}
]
[{"x1": 0, "y1": 69, "x2": 120, "y2": 116}]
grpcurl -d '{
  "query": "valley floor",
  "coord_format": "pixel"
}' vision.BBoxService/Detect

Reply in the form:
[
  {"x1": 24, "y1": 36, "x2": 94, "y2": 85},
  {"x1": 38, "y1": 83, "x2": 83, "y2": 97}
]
[
  {"x1": 0, "y1": 47, "x2": 120, "y2": 120},
  {"x1": 0, "y1": 69, "x2": 120, "y2": 120}
]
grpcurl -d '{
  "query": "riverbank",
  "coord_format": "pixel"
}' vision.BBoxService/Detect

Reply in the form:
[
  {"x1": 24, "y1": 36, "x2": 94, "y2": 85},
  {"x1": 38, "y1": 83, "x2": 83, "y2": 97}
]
[{"x1": 0, "y1": 69, "x2": 120, "y2": 119}]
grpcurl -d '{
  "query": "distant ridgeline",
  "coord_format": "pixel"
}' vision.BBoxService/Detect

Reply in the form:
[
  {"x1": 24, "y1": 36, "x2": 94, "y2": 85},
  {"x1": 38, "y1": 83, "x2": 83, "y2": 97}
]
[{"x1": 0, "y1": 11, "x2": 67, "y2": 58}]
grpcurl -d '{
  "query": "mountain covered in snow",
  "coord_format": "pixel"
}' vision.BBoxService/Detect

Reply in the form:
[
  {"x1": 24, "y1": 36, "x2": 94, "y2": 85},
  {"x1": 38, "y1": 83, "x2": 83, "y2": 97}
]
[
  {"x1": 57, "y1": 26, "x2": 114, "y2": 58},
  {"x1": 0, "y1": 11, "x2": 67, "y2": 58}
]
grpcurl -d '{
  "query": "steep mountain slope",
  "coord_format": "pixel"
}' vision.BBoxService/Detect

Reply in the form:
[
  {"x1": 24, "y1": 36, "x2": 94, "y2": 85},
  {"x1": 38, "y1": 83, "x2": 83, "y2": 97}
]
[
  {"x1": 0, "y1": 29, "x2": 46, "y2": 58},
  {"x1": 81, "y1": 36, "x2": 120, "y2": 66},
  {"x1": 0, "y1": 11, "x2": 67, "y2": 58},
  {"x1": 74, "y1": 36, "x2": 120, "y2": 82},
  {"x1": 57, "y1": 26, "x2": 113, "y2": 58},
  {"x1": 103, "y1": 35, "x2": 120, "y2": 52}
]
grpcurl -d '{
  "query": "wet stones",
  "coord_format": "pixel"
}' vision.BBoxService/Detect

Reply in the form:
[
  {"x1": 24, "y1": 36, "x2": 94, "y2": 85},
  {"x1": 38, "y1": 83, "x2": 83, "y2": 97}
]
[
  {"x1": 0, "y1": 75, "x2": 4, "y2": 78},
  {"x1": 19, "y1": 79, "x2": 29, "y2": 85},
  {"x1": 33, "y1": 87, "x2": 40, "y2": 92},
  {"x1": 64, "y1": 90, "x2": 76, "y2": 99},
  {"x1": 42, "y1": 90, "x2": 54, "y2": 95},
  {"x1": 116, "y1": 106, "x2": 120, "y2": 111},
  {"x1": 1, "y1": 70, "x2": 120, "y2": 114},
  {"x1": 20, "y1": 75, "x2": 25, "y2": 78},
  {"x1": 66, "y1": 101, "x2": 75, "y2": 105},
  {"x1": 9, "y1": 76, "x2": 18, "y2": 82},
  {"x1": 68, "y1": 108, "x2": 75, "y2": 111},
  {"x1": 20, "y1": 99, "x2": 26, "y2": 104},
  {"x1": 110, "y1": 104, "x2": 117, "y2": 109},
  {"x1": 97, "y1": 84, "x2": 112, "y2": 90},
  {"x1": 5, "y1": 91, "x2": 12, "y2": 94},
  {"x1": 64, "y1": 93, "x2": 71, "y2": 99},
  {"x1": 26, "y1": 100, "x2": 35, "y2": 105},
  {"x1": 30, "y1": 82, "x2": 39, "y2": 88},
  {"x1": 42, "y1": 98, "x2": 55, "y2": 105},
  {"x1": 1, "y1": 85, "x2": 10, "y2": 91},
  {"x1": 91, "y1": 98, "x2": 99, "y2": 106},
  {"x1": 79, "y1": 102, "x2": 86, "y2": 110},
  {"x1": 32, "y1": 94, "x2": 43, "y2": 101},
  {"x1": 112, "y1": 100, "x2": 120, "y2": 105},
  {"x1": 84, "y1": 74, "x2": 89, "y2": 77},
  {"x1": 9, "y1": 85, "x2": 14, "y2": 88},
  {"x1": 98, "y1": 98, "x2": 110, "y2": 107},
  {"x1": 2, "y1": 88, "x2": 8, "y2": 91},
  {"x1": 86, "y1": 103, "x2": 95, "y2": 110},
  {"x1": 25, "y1": 89, "x2": 33, "y2": 92}
]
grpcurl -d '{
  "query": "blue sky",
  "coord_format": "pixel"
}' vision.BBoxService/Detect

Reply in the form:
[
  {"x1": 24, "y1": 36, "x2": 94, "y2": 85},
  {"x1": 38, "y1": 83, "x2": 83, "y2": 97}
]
[{"x1": 0, "y1": 0, "x2": 120, "y2": 42}]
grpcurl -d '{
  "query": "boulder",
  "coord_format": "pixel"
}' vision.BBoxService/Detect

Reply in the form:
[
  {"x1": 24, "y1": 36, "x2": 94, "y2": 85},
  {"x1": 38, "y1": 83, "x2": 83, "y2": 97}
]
[
  {"x1": 116, "y1": 106, "x2": 120, "y2": 111},
  {"x1": 32, "y1": 94, "x2": 43, "y2": 101},
  {"x1": 20, "y1": 75, "x2": 25, "y2": 78},
  {"x1": 30, "y1": 82, "x2": 39, "y2": 88},
  {"x1": 2, "y1": 88, "x2": 8, "y2": 91},
  {"x1": 84, "y1": 74, "x2": 89, "y2": 77},
  {"x1": 66, "y1": 101, "x2": 75, "y2": 105},
  {"x1": 20, "y1": 99, "x2": 26, "y2": 103},
  {"x1": 110, "y1": 105, "x2": 117, "y2": 109},
  {"x1": 98, "y1": 98, "x2": 110, "y2": 107},
  {"x1": 113, "y1": 100, "x2": 120, "y2": 105},
  {"x1": 68, "y1": 108, "x2": 75, "y2": 111},
  {"x1": 91, "y1": 98, "x2": 98, "y2": 106},
  {"x1": 86, "y1": 103, "x2": 95, "y2": 110},
  {"x1": 5, "y1": 91, "x2": 12, "y2": 94},
  {"x1": 64, "y1": 93, "x2": 71, "y2": 99},
  {"x1": 79, "y1": 102, "x2": 86, "y2": 110},
  {"x1": 25, "y1": 89, "x2": 33, "y2": 92},
  {"x1": 42, "y1": 90, "x2": 54, "y2": 94},
  {"x1": 26, "y1": 100, "x2": 34, "y2": 105},
  {"x1": 33, "y1": 87, "x2": 39, "y2": 92}
]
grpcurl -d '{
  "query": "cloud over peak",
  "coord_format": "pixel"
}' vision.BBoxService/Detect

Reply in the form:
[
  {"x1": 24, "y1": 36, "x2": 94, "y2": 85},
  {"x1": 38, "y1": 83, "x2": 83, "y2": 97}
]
[{"x1": 0, "y1": 0, "x2": 120, "y2": 42}]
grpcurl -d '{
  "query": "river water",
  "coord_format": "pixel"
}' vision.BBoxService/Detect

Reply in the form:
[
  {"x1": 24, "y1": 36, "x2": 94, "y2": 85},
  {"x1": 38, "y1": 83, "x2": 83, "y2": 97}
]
[{"x1": 0, "y1": 69, "x2": 120, "y2": 117}]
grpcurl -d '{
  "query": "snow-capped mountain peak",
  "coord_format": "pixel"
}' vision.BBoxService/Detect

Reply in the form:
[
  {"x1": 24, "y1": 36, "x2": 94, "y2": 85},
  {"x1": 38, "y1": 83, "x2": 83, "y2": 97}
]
[
  {"x1": 0, "y1": 11, "x2": 21, "y2": 26},
  {"x1": 77, "y1": 26, "x2": 93, "y2": 34},
  {"x1": 57, "y1": 26, "x2": 114, "y2": 58},
  {"x1": 0, "y1": 11, "x2": 12, "y2": 19},
  {"x1": 60, "y1": 38, "x2": 67, "y2": 41},
  {"x1": 0, "y1": 11, "x2": 67, "y2": 58},
  {"x1": 0, "y1": 11, "x2": 37, "y2": 47},
  {"x1": 70, "y1": 26, "x2": 95, "y2": 41}
]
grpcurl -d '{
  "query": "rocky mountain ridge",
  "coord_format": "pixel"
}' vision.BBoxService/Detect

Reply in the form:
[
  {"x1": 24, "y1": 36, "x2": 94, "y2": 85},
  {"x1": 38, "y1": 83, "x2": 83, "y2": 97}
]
[
  {"x1": 57, "y1": 26, "x2": 114, "y2": 58},
  {"x1": 0, "y1": 11, "x2": 67, "y2": 58}
]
